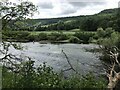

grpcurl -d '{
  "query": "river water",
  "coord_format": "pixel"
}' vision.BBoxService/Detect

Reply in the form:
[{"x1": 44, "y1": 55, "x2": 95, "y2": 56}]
[{"x1": 8, "y1": 42, "x2": 105, "y2": 76}]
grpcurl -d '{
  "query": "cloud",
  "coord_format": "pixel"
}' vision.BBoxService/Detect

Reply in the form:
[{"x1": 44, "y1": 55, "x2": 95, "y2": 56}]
[
  {"x1": 59, "y1": 3, "x2": 77, "y2": 15},
  {"x1": 61, "y1": 8, "x2": 77, "y2": 15},
  {"x1": 68, "y1": 1, "x2": 106, "y2": 8},
  {"x1": 51, "y1": 1, "x2": 77, "y2": 15},
  {"x1": 37, "y1": 1, "x2": 53, "y2": 9},
  {"x1": 9, "y1": 0, "x2": 120, "y2": 18},
  {"x1": 50, "y1": 0, "x2": 107, "y2": 16}
]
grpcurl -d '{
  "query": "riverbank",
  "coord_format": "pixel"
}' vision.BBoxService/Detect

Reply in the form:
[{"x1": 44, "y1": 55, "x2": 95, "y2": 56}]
[{"x1": 2, "y1": 30, "x2": 96, "y2": 44}]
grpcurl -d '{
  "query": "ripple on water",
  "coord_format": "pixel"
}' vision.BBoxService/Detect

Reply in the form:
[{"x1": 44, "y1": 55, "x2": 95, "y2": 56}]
[{"x1": 8, "y1": 42, "x2": 104, "y2": 76}]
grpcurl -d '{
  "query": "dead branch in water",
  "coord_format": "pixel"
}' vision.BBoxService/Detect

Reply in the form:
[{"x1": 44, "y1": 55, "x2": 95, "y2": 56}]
[{"x1": 61, "y1": 49, "x2": 80, "y2": 75}]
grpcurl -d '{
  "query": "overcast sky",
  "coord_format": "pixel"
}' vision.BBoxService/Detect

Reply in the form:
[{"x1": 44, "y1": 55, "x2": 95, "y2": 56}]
[{"x1": 10, "y1": 0, "x2": 120, "y2": 19}]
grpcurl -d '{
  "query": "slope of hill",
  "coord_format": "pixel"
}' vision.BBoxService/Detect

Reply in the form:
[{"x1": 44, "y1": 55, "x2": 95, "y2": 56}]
[
  {"x1": 9, "y1": 8, "x2": 119, "y2": 31},
  {"x1": 28, "y1": 8, "x2": 117, "y2": 25}
]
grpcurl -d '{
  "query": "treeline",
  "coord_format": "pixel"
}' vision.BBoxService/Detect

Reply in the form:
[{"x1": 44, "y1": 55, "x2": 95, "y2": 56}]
[
  {"x1": 34, "y1": 11, "x2": 119, "y2": 32},
  {"x1": 8, "y1": 8, "x2": 120, "y2": 32},
  {"x1": 35, "y1": 20, "x2": 79, "y2": 31}
]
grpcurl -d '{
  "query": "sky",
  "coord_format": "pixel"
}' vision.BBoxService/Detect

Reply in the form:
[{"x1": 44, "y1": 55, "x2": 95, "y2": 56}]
[{"x1": 8, "y1": 0, "x2": 120, "y2": 19}]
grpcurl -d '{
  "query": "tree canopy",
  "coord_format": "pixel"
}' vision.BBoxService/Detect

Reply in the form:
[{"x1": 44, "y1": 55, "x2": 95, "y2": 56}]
[{"x1": 0, "y1": 0, "x2": 38, "y2": 30}]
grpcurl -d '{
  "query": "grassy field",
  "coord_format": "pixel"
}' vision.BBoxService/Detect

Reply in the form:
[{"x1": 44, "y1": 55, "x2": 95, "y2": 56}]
[
  {"x1": 30, "y1": 30, "x2": 77, "y2": 35},
  {"x1": 30, "y1": 29, "x2": 79, "y2": 35},
  {"x1": 29, "y1": 29, "x2": 96, "y2": 36}
]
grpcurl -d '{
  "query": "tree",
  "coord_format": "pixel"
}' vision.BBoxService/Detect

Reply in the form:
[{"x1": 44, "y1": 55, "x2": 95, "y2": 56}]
[
  {"x1": 56, "y1": 20, "x2": 64, "y2": 30},
  {"x1": 1, "y1": 0, "x2": 37, "y2": 30},
  {"x1": 99, "y1": 19, "x2": 109, "y2": 29},
  {"x1": 80, "y1": 18, "x2": 98, "y2": 31},
  {"x1": 113, "y1": 8, "x2": 120, "y2": 32},
  {"x1": 96, "y1": 28, "x2": 105, "y2": 38},
  {"x1": 114, "y1": 18, "x2": 120, "y2": 32},
  {"x1": 98, "y1": 32, "x2": 120, "y2": 89},
  {"x1": 0, "y1": 0, "x2": 38, "y2": 71}
]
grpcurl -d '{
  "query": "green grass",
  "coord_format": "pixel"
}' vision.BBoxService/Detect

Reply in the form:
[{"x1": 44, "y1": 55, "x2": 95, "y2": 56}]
[
  {"x1": 30, "y1": 31, "x2": 76, "y2": 35},
  {"x1": 30, "y1": 29, "x2": 96, "y2": 36}
]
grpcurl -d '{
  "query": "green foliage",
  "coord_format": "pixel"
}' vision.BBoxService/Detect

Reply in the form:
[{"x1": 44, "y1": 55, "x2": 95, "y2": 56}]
[
  {"x1": 2, "y1": 67, "x2": 15, "y2": 88},
  {"x1": 74, "y1": 32, "x2": 95, "y2": 44},
  {"x1": 80, "y1": 73, "x2": 107, "y2": 88},
  {"x1": 80, "y1": 18, "x2": 99, "y2": 31},
  {"x1": 98, "y1": 31, "x2": 120, "y2": 62},
  {"x1": 5, "y1": 7, "x2": 120, "y2": 32},
  {"x1": 1, "y1": 0, "x2": 37, "y2": 30},
  {"x1": 60, "y1": 73, "x2": 107, "y2": 88},
  {"x1": 105, "y1": 27, "x2": 114, "y2": 37},
  {"x1": 2, "y1": 61, "x2": 107, "y2": 88},
  {"x1": 95, "y1": 27, "x2": 115, "y2": 39},
  {"x1": 69, "y1": 36, "x2": 81, "y2": 43},
  {"x1": 27, "y1": 34, "x2": 38, "y2": 41},
  {"x1": 34, "y1": 62, "x2": 60, "y2": 88},
  {"x1": 38, "y1": 33, "x2": 48, "y2": 40},
  {"x1": 96, "y1": 28, "x2": 106, "y2": 38},
  {"x1": 48, "y1": 32, "x2": 68, "y2": 41},
  {"x1": 98, "y1": 32, "x2": 120, "y2": 49},
  {"x1": 3, "y1": 31, "x2": 70, "y2": 42},
  {"x1": 17, "y1": 61, "x2": 36, "y2": 88},
  {"x1": 3, "y1": 31, "x2": 30, "y2": 41},
  {"x1": 113, "y1": 18, "x2": 120, "y2": 32}
]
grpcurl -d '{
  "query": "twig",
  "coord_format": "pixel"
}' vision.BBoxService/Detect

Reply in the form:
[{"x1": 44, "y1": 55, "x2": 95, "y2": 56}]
[{"x1": 61, "y1": 49, "x2": 80, "y2": 75}]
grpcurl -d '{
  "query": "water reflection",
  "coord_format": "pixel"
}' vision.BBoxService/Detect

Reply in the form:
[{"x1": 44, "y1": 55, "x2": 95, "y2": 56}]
[{"x1": 8, "y1": 42, "x2": 105, "y2": 76}]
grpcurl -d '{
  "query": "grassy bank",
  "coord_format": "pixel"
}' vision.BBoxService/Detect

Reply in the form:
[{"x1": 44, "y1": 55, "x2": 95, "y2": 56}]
[{"x1": 2, "y1": 30, "x2": 96, "y2": 44}]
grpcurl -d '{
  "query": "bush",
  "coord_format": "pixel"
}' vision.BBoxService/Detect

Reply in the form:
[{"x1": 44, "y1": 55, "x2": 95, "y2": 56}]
[
  {"x1": 98, "y1": 32, "x2": 120, "y2": 49},
  {"x1": 69, "y1": 36, "x2": 81, "y2": 43},
  {"x1": 105, "y1": 27, "x2": 114, "y2": 37},
  {"x1": 27, "y1": 34, "x2": 38, "y2": 41},
  {"x1": 37, "y1": 33, "x2": 48, "y2": 40},
  {"x1": 74, "y1": 32, "x2": 95, "y2": 44},
  {"x1": 15, "y1": 31, "x2": 30, "y2": 40},
  {"x1": 95, "y1": 27, "x2": 115, "y2": 39},
  {"x1": 2, "y1": 61, "x2": 107, "y2": 88},
  {"x1": 48, "y1": 32, "x2": 68, "y2": 41},
  {"x1": 98, "y1": 32, "x2": 120, "y2": 62},
  {"x1": 2, "y1": 61, "x2": 60, "y2": 88},
  {"x1": 96, "y1": 28, "x2": 106, "y2": 38},
  {"x1": 3, "y1": 31, "x2": 30, "y2": 41}
]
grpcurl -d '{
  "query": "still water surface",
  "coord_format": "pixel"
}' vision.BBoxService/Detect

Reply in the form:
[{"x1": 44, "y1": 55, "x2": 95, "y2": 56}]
[{"x1": 9, "y1": 42, "x2": 105, "y2": 76}]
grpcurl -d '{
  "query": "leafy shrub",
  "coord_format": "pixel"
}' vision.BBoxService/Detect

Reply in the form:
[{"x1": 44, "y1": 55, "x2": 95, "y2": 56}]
[
  {"x1": 69, "y1": 36, "x2": 81, "y2": 43},
  {"x1": 95, "y1": 27, "x2": 115, "y2": 39},
  {"x1": 3, "y1": 31, "x2": 30, "y2": 41},
  {"x1": 2, "y1": 61, "x2": 107, "y2": 88},
  {"x1": 96, "y1": 28, "x2": 106, "y2": 38},
  {"x1": 98, "y1": 32, "x2": 120, "y2": 62},
  {"x1": 74, "y1": 32, "x2": 95, "y2": 44},
  {"x1": 27, "y1": 34, "x2": 38, "y2": 41},
  {"x1": 105, "y1": 27, "x2": 114, "y2": 37},
  {"x1": 15, "y1": 31, "x2": 30, "y2": 40},
  {"x1": 37, "y1": 33, "x2": 48, "y2": 40},
  {"x1": 2, "y1": 61, "x2": 60, "y2": 88},
  {"x1": 48, "y1": 32, "x2": 68, "y2": 41}
]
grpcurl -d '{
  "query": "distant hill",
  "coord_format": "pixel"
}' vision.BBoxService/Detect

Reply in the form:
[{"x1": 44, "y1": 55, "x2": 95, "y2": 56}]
[
  {"x1": 98, "y1": 8, "x2": 118, "y2": 14},
  {"x1": 9, "y1": 8, "x2": 120, "y2": 31},
  {"x1": 27, "y1": 8, "x2": 117, "y2": 25}
]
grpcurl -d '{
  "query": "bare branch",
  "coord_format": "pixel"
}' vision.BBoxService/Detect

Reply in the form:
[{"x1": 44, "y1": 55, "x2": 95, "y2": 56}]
[
  {"x1": 61, "y1": 49, "x2": 80, "y2": 75},
  {"x1": 106, "y1": 47, "x2": 120, "y2": 89}
]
